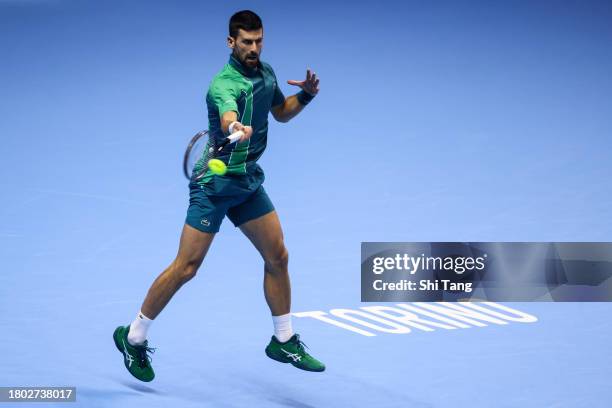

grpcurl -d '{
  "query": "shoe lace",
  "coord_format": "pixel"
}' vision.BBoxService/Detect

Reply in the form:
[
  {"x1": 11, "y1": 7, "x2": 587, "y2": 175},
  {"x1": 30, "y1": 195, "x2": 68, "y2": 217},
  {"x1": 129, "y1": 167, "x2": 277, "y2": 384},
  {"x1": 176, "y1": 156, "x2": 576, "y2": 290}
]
[
  {"x1": 291, "y1": 334, "x2": 309, "y2": 354},
  {"x1": 134, "y1": 342, "x2": 156, "y2": 369}
]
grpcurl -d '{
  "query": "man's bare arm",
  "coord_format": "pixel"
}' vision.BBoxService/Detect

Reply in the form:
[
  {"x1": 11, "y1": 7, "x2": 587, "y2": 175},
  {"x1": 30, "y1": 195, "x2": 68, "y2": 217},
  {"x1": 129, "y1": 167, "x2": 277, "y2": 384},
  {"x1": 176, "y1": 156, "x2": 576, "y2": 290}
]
[{"x1": 271, "y1": 95, "x2": 305, "y2": 123}]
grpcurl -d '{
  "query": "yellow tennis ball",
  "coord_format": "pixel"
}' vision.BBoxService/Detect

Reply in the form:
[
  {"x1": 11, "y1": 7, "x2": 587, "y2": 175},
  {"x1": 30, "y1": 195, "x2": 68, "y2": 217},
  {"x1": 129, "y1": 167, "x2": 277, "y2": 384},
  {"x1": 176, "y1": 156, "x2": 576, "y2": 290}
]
[{"x1": 208, "y1": 158, "x2": 227, "y2": 175}]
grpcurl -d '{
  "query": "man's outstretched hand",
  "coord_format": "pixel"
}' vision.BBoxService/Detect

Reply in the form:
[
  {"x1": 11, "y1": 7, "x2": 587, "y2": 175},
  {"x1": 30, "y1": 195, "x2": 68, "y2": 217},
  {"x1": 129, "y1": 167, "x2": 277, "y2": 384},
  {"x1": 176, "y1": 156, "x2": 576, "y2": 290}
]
[{"x1": 287, "y1": 69, "x2": 320, "y2": 96}]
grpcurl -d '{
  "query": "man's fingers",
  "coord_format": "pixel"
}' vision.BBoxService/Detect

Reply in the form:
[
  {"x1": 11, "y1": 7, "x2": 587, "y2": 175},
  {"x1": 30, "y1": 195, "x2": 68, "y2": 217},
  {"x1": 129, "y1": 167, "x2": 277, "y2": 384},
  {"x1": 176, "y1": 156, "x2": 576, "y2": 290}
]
[
  {"x1": 289, "y1": 69, "x2": 319, "y2": 92},
  {"x1": 240, "y1": 126, "x2": 253, "y2": 142}
]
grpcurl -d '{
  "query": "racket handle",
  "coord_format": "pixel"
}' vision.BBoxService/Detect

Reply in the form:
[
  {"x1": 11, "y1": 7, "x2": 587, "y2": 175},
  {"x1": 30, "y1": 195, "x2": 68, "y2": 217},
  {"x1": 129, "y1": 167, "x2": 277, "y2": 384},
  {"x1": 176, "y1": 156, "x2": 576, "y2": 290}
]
[
  {"x1": 227, "y1": 130, "x2": 244, "y2": 143},
  {"x1": 216, "y1": 130, "x2": 245, "y2": 151}
]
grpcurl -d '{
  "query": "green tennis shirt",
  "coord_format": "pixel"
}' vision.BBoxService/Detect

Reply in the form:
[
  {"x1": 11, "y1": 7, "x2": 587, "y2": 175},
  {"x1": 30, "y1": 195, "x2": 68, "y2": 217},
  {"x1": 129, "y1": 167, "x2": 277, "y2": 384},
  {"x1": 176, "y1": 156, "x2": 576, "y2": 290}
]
[{"x1": 194, "y1": 55, "x2": 285, "y2": 185}]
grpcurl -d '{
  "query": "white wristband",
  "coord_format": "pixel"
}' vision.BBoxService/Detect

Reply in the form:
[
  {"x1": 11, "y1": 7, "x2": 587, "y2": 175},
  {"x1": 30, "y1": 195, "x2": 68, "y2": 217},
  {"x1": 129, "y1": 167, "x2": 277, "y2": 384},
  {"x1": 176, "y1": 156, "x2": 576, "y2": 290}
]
[{"x1": 228, "y1": 121, "x2": 239, "y2": 134}]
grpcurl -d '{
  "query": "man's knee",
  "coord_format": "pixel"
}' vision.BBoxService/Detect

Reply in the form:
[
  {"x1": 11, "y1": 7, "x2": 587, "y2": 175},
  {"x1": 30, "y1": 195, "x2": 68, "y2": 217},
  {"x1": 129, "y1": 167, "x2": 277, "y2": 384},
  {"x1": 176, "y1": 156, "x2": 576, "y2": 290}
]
[
  {"x1": 172, "y1": 257, "x2": 202, "y2": 283},
  {"x1": 265, "y1": 246, "x2": 289, "y2": 273}
]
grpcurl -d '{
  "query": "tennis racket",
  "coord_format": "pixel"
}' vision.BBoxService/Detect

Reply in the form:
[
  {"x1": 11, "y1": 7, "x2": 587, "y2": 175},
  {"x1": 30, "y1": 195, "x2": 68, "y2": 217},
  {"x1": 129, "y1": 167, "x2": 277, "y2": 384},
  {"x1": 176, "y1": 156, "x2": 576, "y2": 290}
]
[{"x1": 183, "y1": 130, "x2": 244, "y2": 180}]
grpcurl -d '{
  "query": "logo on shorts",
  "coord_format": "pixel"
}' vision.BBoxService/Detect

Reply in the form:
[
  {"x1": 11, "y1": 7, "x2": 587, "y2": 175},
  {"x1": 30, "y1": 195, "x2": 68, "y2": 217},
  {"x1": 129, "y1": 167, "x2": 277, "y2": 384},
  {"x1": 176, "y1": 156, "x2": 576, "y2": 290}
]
[{"x1": 201, "y1": 218, "x2": 211, "y2": 227}]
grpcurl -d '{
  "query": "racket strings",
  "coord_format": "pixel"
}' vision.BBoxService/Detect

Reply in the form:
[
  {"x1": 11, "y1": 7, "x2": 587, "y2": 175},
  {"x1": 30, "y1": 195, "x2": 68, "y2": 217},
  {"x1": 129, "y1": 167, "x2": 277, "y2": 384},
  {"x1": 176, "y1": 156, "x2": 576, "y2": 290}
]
[
  {"x1": 184, "y1": 130, "x2": 236, "y2": 181},
  {"x1": 193, "y1": 134, "x2": 218, "y2": 181}
]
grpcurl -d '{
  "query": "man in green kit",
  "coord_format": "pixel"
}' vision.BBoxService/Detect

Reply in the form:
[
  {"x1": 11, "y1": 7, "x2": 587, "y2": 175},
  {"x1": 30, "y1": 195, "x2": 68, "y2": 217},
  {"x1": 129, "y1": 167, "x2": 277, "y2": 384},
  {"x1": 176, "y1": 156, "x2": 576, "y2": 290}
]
[{"x1": 113, "y1": 10, "x2": 325, "y2": 382}]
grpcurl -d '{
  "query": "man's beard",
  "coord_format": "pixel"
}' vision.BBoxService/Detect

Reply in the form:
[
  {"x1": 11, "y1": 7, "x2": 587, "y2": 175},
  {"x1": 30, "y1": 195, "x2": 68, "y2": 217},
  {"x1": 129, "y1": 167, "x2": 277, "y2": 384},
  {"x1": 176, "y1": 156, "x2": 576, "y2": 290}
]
[{"x1": 236, "y1": 50, "x2": 259, "y2": 67}]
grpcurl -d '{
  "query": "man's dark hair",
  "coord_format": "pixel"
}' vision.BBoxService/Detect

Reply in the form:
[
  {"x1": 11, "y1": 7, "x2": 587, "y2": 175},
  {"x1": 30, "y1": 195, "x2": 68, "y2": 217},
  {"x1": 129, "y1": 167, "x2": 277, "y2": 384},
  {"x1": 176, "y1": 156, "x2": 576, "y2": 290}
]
[{"x1": 229, "y1": 10, "x2": 262, "y2": 38}]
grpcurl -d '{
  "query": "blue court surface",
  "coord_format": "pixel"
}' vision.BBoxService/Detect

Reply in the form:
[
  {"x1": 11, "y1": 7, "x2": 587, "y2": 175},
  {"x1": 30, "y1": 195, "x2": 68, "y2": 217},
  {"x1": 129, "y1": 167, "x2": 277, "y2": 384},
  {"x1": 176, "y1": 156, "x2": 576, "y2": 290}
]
[{"x1": 2, "y1": 1, "x2": 612, "y2": 407}]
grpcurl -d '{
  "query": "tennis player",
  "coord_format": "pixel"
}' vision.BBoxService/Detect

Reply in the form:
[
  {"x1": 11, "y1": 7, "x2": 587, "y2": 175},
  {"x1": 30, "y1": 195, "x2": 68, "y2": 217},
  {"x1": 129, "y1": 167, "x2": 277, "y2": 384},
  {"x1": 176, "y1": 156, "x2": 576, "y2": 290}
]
[{"x1": 113, "y1": 10, "x2": 325, "y2": 382}]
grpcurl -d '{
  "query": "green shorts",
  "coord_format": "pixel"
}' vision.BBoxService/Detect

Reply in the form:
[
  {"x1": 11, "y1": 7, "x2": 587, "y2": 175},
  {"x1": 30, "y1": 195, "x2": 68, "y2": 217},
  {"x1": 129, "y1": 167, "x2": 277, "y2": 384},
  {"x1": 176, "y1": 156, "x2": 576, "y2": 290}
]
[{"x1": 185, "y1": 166, "x2": 274, "y2": 233}]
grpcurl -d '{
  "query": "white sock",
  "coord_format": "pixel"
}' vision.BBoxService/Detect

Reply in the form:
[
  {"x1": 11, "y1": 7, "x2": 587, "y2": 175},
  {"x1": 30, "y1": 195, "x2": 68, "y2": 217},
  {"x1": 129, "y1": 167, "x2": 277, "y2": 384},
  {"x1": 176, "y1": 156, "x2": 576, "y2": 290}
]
[
  {"x1": 272, "y1": 313, "x2": 294, "y2": 343},
  {"x1": 127, "y1": 311, "x2": 153, "y2": 346}
]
